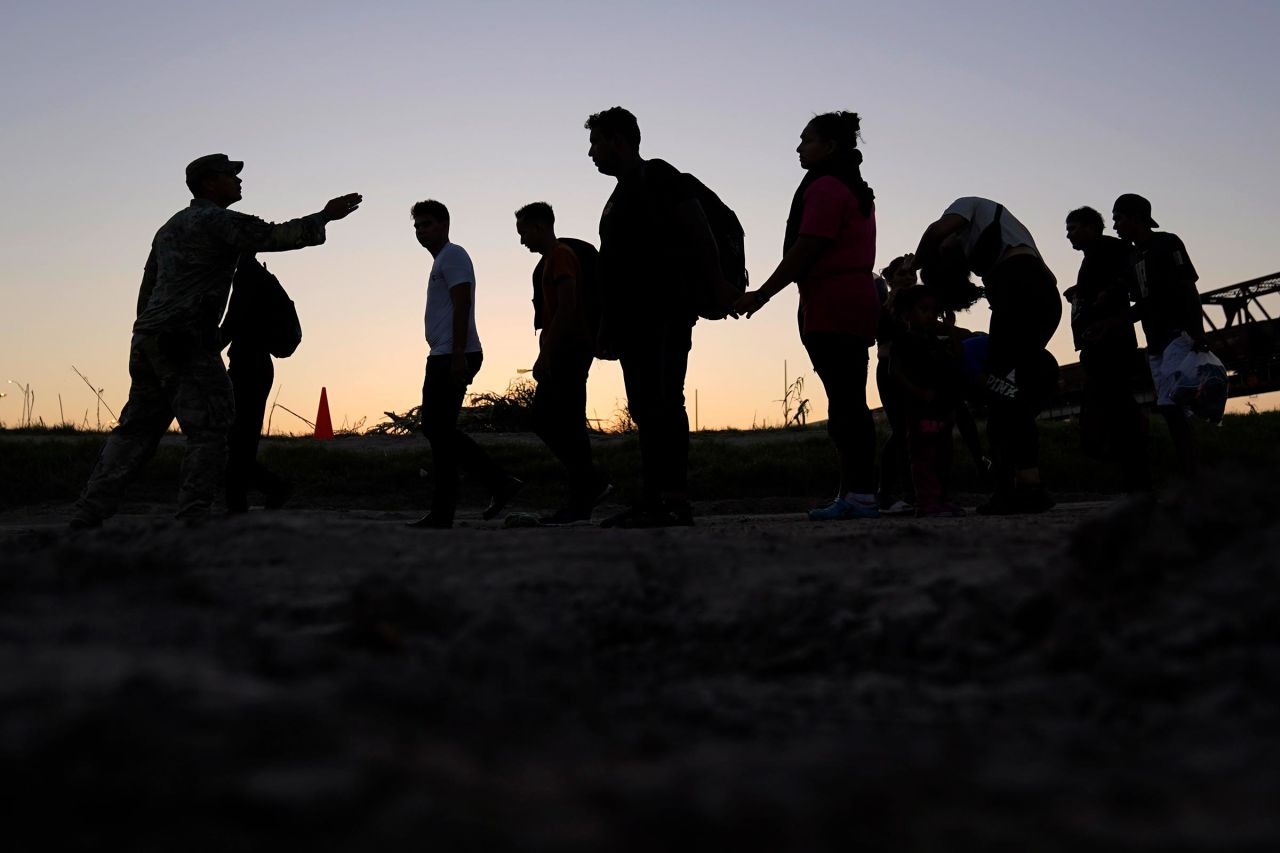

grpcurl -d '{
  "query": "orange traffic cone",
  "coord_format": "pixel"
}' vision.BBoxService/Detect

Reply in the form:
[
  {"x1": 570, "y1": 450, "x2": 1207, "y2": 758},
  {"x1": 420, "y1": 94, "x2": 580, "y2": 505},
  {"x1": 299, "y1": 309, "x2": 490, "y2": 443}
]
[{"x1": 314, "y1": 387, "x2": 334, "y2": 440}]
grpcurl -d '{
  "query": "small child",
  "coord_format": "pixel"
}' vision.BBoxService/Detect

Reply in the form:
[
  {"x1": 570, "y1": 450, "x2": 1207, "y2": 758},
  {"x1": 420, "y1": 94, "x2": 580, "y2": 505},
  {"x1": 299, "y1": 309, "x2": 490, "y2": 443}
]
[{"x1": 891, "y1": 287, "x2": 966, "y2": 517}]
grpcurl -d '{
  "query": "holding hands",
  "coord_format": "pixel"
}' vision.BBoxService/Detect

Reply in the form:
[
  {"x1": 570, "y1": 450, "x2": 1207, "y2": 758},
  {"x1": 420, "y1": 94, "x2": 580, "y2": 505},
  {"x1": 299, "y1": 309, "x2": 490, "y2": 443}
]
[{"x1": 735, "y1": 289, "x2": 769, "y2": 318}]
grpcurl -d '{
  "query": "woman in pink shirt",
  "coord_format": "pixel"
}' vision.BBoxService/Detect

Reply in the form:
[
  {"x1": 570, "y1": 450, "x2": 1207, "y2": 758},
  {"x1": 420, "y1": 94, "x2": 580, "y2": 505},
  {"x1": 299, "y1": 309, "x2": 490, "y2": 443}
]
[{"x1": 736, "y1": 111, "x2": 881, "y2": 521}]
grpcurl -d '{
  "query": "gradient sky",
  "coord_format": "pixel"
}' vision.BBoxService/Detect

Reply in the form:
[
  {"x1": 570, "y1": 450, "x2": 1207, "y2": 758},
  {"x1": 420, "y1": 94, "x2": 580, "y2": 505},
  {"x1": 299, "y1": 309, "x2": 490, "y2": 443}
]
[{"x1": 4, "y1": 0, "x2": 1279, "y2": 432}]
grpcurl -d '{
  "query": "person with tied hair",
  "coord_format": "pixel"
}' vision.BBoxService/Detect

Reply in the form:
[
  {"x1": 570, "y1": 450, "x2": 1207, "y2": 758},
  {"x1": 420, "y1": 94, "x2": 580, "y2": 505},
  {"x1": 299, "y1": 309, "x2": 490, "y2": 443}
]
[
  {"x1": 514, "y1": 201, "x2": 611, "y2": 524},
  {"x1": 70, "y1": 154, "x2": 362, "y2": 529},
  {"x1": 911, "y1": 197, "x2": 1061, "y2": 515},
  {"x1": 736, "y1": 111, "x2": 882, "y2": 521},
  {"x1": 1063, "y1": 205, "x2": 1150, "y2": 492},
  {"x1": 874, "y1": 253, "x2": 919, "y2": 514}
]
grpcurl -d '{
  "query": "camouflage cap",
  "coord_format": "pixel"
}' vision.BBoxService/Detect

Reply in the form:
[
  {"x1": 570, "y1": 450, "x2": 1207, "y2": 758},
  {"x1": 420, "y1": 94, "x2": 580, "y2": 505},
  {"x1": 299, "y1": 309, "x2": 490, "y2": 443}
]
[{"x1": 185, "y1": 153, "x2": 244, "y2": 182}]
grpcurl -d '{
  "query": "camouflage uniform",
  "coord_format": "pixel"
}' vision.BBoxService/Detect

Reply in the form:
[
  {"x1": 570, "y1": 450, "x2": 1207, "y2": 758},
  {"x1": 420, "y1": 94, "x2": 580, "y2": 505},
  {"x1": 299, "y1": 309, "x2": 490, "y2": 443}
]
[{"x1": 75, "y1": 199, "x2": 328, "y2": 522}]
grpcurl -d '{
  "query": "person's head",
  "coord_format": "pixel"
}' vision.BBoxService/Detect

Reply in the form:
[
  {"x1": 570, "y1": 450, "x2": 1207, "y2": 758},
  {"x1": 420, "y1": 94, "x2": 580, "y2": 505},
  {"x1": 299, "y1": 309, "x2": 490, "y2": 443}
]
[
  {"x1": 585, "y1": 107, "x2": 641, "y2": 176},
  {"x1": 919, "y1": 246, "x2": 984, "y2": 313},
  {"x1": 185, "y1": 153, "x2": 243, "y2": 206},
  {"x1": 411, "y1": 199, "x2": 450, "y2": 253},
  {"x1": 514, "y1": 201, "x2": 556, "y2": 254},
  {"x1": 894, "y1": 286, "x2": 941, "y2": 334},
  {"x1": 1112, "y1": 193, "x2": 1158, "y2": 243},
  {"x1": 882, "y1": 254, "x2": 918, "y2": 290},
  {"x1": 797, "y1": 111, "x2": 861, "y2": 170},
  {"x1": 1065, "y1": 206, "x2": 1105, "y2": 252}
]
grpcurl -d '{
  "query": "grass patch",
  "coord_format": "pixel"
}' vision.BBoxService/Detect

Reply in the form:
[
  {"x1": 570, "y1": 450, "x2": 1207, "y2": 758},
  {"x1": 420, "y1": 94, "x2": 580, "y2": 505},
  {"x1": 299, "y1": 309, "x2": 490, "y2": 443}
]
[{"x1": 4, "y1": 411, "x2": 1278, "y2": 512}]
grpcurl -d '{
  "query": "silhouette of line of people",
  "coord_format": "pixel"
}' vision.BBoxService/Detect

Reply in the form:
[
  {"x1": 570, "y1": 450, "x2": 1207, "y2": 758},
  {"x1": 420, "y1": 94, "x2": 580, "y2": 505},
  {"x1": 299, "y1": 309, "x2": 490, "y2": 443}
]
[{"x1": 70, "y1": 108, "x2": 1209, "y2": 530}]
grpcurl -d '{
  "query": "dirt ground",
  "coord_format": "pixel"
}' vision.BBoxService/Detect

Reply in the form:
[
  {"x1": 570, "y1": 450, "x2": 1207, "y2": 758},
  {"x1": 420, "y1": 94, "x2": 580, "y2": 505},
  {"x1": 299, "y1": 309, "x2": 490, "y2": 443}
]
[{"x1": 2, "y1": 476, "x2": 1278, "y2": 851}]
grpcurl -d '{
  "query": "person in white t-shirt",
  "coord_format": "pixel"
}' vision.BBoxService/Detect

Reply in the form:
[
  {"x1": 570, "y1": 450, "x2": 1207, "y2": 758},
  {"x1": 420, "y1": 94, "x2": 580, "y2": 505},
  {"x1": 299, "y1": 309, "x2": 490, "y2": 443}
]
[
  {"x1": 912, "y1": 197, "x2": 1062, "y2": 515},
  {"x1": 407, "y1": 199, "x2": 520, "y2": 529}
]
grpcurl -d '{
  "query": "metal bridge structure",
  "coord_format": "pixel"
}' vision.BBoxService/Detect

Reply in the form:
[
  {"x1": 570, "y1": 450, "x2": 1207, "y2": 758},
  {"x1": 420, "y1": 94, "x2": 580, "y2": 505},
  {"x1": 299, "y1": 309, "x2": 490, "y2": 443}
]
[{"x1": 1043, "y1": 271, "x2": 1280, "y2": 419}]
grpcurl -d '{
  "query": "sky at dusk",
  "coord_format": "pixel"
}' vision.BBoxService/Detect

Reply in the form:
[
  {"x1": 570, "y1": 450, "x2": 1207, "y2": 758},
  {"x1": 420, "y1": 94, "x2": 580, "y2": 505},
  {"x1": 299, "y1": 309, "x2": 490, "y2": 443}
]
[{"x1": 3, "y1": 0, "x2": 1279, "y2": 432}]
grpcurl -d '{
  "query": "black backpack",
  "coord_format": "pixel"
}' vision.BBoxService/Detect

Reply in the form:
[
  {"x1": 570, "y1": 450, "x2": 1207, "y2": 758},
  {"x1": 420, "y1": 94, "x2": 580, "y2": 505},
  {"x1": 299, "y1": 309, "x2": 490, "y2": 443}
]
[
  {"x1": 222, "y1": 256, "x2": 303, "y2": 358},
  {"x1": 531, "y1": 237, "x2": 601, "y2": 332},
  {"x1": 681, "y1": 171, "x2": 748, "y2": 320}
]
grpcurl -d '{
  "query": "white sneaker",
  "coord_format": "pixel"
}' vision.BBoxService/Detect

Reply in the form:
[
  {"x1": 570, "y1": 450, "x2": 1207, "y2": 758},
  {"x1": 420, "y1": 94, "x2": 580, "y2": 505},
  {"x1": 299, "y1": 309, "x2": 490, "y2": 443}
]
[{"x1": 880, "y1": 500, "x2": 915, "y2": 516}]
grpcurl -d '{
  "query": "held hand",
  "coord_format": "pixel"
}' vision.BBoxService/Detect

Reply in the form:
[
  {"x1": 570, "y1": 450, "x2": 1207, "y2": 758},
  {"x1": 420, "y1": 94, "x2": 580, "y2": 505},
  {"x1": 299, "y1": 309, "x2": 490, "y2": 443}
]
[
  {"x1": 450, "y1": 352, "x2": 470, "y2": 386},
  {"x1": 734, "y1": 290, "x2": 767, "y2": 319},
  {"x1": 323, "y1": 193, "x2": 363, "y2": 221}
]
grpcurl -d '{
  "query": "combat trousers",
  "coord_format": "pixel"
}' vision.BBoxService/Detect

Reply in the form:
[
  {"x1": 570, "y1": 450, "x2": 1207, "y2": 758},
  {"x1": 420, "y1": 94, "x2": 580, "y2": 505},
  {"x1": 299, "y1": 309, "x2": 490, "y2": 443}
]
[{"x1": 76, "y1": 331, "x2": 235, "y2": 521}]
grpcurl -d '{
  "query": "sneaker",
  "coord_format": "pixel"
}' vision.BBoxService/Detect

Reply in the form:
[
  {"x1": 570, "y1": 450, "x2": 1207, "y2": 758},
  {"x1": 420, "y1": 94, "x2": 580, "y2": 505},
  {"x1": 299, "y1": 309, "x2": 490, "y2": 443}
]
[
  {"x1": 601, "y1": 500, "x2": 694, "y2": 529},
  {"x1": 976, "y1": 485, "x2": 1054, "y2": 516},
  {"x1": 917, "y1": 502, "x2": 966, "y2": 518},
  {"x1": 482, "y1": 477, "x2": 524, "y2": 521},
  {"x1": 539, "y1": 506, "x2": 593, "y2": 526},
  {"x1": 880, "y1": 499, "x2": 915, "y2": 516},
  {"x1": 68, "y1": 513, "x2": 102, "y2": 531},
  {"x1": 807, "y1": 497, "x2": 880, "y2": 521},
  {"x1": 406, "y1": 512, "x2": 453, "y2": 529}
]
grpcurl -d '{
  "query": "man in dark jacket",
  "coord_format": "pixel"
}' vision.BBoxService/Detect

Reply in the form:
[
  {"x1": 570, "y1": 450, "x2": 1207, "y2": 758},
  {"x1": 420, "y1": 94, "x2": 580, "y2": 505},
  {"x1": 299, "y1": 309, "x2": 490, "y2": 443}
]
[{"x1": 1064, "y1": 206, "x2": 1149, "y2": 492}]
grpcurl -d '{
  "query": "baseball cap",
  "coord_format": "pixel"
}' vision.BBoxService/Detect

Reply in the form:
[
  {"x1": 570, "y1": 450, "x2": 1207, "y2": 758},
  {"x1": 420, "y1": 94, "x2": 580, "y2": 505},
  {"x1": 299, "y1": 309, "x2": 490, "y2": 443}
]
[
  {"x1": 185, "y1": 153, "x2": 244, "y2": 182},
  {"x1": 1112, "y1": 193, "x2": 1159, "y2": 228}
]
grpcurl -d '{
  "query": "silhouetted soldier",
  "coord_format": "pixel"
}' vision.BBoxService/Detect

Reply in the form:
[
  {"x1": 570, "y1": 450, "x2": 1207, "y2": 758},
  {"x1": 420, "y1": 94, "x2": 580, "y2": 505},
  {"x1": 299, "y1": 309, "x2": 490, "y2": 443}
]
[
  {"x1": 1112, "y1": 193, "x2": 1206, "y2": 478},
  {"x1": 219, "y1": 254, "x2": 294, "y2": 512},
  {"x1": 515, "y1": 202, "x2": 611, "y2": 524},
  {"x1": 1063, "y1": 206, "x2": 1150, "y2": 492},
  {"x1": 70, "y1": 154, "x2": 361, "y2": 528},
  {"x1": 408, "y1": 200, "x2": 521, "y2": 529},
  {"x1": 586, "y1": 106, "x2": 726, "y2": 528}
]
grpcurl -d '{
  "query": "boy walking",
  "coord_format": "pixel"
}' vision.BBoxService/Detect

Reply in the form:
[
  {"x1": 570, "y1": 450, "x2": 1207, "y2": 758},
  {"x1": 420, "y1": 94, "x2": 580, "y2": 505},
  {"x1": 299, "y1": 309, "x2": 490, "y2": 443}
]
[
  {"x1": 515, "y1": 202, "x2": 610, "y2": 524},
  {"x1": 409, "y1": 200, "x2": 520, "y2": 529}
]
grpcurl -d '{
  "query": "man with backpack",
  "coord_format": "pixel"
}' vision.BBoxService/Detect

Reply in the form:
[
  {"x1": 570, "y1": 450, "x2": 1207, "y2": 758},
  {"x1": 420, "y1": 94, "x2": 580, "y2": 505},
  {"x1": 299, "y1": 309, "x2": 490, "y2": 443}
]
[
  {"x1": 515, "y1": 202, "x2": 611, "y2": 524},
  {"x1": 219, "y1": 255, "x2": 297, "y2": 512},
  {"x1": 585, "y1": 106, "x2": 740, "y2": 528},
  {"x1": 70, "y1": 153, "x2": 361, "y2": 528}
]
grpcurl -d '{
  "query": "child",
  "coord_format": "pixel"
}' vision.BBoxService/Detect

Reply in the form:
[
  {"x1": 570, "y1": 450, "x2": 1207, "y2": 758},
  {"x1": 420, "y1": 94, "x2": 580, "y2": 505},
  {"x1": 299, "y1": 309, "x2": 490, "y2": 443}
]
[{"x1": 891, "y1": 287, "x2": 966, "y2": 517}]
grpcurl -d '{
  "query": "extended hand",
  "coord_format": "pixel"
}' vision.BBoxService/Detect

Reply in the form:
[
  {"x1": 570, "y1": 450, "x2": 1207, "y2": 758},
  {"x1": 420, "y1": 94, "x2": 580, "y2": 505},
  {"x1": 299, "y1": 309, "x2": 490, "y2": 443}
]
[
  {"x1": 734, "y1": 290, "x2": 767, "y2": 319},
  {"x1": 323, "y1": 193, "x2": 363, "y2": 221}
]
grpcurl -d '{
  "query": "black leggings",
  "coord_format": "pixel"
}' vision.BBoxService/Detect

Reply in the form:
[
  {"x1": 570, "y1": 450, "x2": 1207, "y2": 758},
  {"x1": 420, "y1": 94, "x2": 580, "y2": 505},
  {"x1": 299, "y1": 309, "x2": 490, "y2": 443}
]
[
  {"x1": 226, "y1": 343, "x2": 286, "y2": 502},
  {"x1": 983, "y1": 255, "x2": 1062, "y2": 478},
  {"x1": 804, "y1": 332, "x2": 875, "y2": 496},
  {"x1": 875, "y1": 356, "x2": 913, "y2": 503}
]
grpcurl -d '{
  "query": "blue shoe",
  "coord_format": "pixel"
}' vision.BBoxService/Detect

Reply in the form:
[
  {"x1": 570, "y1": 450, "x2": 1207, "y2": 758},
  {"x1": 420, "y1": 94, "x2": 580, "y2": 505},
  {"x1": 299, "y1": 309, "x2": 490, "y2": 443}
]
[{"x1": 807, "y1": 497, "x2": 880, "y2": 521}]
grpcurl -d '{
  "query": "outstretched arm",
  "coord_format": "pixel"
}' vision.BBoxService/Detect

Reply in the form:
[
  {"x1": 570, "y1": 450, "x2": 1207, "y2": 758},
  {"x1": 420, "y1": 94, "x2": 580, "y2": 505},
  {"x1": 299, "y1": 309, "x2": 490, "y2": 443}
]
[
  {"x1": 735, "y1": 235, "x2": 829, "y2": 317},
  {"x1": 219, "y1": 193, "x2": 363, "y2": 254}
]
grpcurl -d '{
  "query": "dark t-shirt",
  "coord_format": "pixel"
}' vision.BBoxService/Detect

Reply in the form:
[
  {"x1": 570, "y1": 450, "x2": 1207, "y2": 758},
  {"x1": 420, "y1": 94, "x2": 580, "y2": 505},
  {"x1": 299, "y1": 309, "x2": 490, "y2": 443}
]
[
  {"x1": 895, "y1": 331, "x2": 963, "y2": 417},
  {"x1": 1063, "y1": 235, "x2": 1138, "y2": 352},
  {"x1": 598, "y1": 158, "x2": 697, "y2": 329},
  {"x1": 1129, "y1": 231, "x2": 1201, "y2": 352}
]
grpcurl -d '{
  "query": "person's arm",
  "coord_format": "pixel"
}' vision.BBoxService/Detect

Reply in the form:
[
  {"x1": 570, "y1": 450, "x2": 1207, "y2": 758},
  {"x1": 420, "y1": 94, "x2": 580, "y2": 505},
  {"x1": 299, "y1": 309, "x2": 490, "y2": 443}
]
[
  {"x1": 735, "y1": 235, "x2": 830, "y2": 317},
  {"x1": 536, "y1": 272, "x2": 579, "y2": 374},
  {"x1": 219, "y1": 193, "x2": 363, "y2": 254},
  {"x1": 910, "y1": 213, "x2": 969, "y2": 270},
  {"x1": 135, "y1": 248, "x2": 157, "y2": 317},
  {"x1": 449, "y1": 282, "x2": 473, "y2": 385}
]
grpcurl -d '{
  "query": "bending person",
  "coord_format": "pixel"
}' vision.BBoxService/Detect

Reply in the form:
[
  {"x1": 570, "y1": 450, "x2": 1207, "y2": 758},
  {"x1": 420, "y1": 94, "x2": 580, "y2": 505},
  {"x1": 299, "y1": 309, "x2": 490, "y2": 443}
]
[
  {"x1": 737, "y1": 111, "x2": 881, "y2": 521},
  {"x1": 912, "y1": 197, "x2": 1061, "y2": 514}
]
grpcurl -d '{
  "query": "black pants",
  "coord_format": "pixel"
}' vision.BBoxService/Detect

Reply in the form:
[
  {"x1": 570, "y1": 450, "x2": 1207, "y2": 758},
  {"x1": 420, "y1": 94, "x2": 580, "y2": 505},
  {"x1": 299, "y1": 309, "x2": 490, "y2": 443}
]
[
  {"x1": 533, "y1": 352, "x2": 601, "y2": 508},
  {"x1": 804, "y1": 332, "x2": 875, "y2": 496},
  {"x1": 1081, "y1": 344, "x2": 1150, "y2": 491},
  {"x1": 421, "y1": 352, "x2": 507, "y2": 519},
  {"x1": 619, "y1": 322, "x2": 693, "y2": 503},
  {"x1": 226, "y1": 342, "x2": 286, "y2": 506},
  {"x1": 983, "y1": 255, "x2": 1062, "y2": 478},
  {"x1": 875, "y1": 355, "x2": 914, "y2": 504}
]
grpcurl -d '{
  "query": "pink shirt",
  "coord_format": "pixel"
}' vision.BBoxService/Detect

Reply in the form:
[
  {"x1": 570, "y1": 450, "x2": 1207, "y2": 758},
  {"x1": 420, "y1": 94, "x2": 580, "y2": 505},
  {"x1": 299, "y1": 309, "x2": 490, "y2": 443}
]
[{"x1": 796, "y1": 176, "x2": 879, "y2": 342}]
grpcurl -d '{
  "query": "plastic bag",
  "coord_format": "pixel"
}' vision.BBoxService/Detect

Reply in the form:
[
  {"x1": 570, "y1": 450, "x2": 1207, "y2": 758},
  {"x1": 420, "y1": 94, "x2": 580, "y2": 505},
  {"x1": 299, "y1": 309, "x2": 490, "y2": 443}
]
[{"x1": 1171, "y1": 347, "x2": 1228, "y2": 425}]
